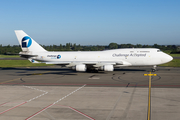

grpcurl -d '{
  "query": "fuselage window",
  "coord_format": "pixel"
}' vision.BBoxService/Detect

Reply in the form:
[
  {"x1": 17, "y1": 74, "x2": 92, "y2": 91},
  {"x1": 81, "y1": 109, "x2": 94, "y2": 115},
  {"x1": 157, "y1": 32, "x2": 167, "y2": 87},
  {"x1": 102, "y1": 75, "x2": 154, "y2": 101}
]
[{"x1": 140, "y1": 51, "x2": 150, "y2": 53}]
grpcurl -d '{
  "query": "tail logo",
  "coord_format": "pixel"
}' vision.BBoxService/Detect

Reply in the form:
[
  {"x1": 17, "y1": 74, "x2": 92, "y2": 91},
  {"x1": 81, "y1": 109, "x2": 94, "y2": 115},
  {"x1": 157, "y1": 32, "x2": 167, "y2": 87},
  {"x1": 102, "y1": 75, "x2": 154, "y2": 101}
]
[{"x1": 22, "y1": 36, "x2": 32, "y2": 48}]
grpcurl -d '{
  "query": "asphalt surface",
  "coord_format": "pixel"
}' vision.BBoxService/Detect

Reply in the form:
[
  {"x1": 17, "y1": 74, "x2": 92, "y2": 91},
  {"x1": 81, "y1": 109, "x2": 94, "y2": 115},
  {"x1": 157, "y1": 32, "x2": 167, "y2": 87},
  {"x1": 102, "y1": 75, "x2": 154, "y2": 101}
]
[
  {"x1": 0, "y1": 66, "x2": 179, "y2": 87},
  {"x1": 173, "y1": 57, "x2": 180, "y2": 59},
  {"x1": 0, "y1": 66, "x2": 180, "y2": 120}
]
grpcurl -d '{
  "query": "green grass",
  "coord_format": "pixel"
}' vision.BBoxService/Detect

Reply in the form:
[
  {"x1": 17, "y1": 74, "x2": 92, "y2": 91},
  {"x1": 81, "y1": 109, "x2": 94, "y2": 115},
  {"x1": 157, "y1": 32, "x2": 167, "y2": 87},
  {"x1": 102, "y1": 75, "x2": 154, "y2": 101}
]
[
  {"x1": 1, "y1": 59, "x2": 179, "y2": 68},
  {"x1": 0, "y1": 55, "x2": 20, "y2": 58},
  {"x1": 0, "y1": 54, "x2": 180, "y2": 68},
  {"x1": 159, "y1": 59, "x2": 180, "y2": 67},
  {"x1": 169, "y1": 54, "x2": 180, "y2": 57},
  {"x1": 0, "y1": 60, "x2": 52, "y2": 67}
]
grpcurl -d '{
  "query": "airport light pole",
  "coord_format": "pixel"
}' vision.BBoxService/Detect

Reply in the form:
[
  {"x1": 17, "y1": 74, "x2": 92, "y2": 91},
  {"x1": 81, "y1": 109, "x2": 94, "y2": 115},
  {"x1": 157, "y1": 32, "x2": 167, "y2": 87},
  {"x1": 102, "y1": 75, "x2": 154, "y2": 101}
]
[{"x1": 144, "y1": 72, "x2": 157, "y2": 120}]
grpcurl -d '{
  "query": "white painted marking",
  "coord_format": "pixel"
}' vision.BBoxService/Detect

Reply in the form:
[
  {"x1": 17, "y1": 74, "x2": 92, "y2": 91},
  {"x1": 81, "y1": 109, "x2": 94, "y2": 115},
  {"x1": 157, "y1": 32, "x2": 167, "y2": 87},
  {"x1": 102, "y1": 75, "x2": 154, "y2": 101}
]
[
  {"x1": 0, "y1": 86, "x2": 48, "y2": 115},
  {"x1": 25, "y1": 84, "x2": 86, "y2": 120},
  {"x1": 23, "y1": 86, "x2": 48, "y2": 103},
  {"x1": 89, "y1": 77, "x2": 100, "y2": 79}
]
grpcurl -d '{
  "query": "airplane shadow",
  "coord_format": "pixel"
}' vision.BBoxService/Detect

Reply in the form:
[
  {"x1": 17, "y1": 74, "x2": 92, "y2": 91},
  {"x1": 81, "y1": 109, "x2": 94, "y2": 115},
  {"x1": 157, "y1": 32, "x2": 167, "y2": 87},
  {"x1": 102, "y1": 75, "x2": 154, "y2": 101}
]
[
  {"x1": 0, "y1": 67, "x2": 148, "y2": 76},
  {"x1": 114, "y1": 68, "x2": 146, "y2": 71},
  {"x1": 1, "y1": 67, "x2": 77, "y2": 76},
  {"x1": 1, "y1": 67, "x2": 148, "y2": 71}
]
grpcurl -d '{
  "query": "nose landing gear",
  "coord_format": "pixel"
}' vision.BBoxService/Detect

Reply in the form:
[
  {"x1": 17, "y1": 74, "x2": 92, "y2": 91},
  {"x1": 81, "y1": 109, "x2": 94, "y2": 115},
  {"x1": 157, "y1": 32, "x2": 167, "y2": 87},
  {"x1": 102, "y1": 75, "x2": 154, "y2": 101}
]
[{"x1": 151, "y1": 65, "x2": 157, "y2": 72}]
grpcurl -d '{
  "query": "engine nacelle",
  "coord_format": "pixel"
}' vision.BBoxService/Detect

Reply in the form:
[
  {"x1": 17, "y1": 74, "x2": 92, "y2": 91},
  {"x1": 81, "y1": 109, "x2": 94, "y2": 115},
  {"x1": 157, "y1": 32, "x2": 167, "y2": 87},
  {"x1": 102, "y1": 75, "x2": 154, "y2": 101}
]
[
  {"x1": 74, "y1": 64, "x2": 87, "y2": 71},
  {"x1": 100, "y1": 65, "x2": 114, "y2": 71}
]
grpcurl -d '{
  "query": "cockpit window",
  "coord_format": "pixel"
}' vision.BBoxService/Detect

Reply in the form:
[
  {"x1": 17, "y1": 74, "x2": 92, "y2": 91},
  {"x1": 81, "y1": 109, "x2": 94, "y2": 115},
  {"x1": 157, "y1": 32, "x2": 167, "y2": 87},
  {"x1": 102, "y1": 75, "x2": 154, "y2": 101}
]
[{"x1": 157, "y1": 50, "x2": 161, "y2": 52}]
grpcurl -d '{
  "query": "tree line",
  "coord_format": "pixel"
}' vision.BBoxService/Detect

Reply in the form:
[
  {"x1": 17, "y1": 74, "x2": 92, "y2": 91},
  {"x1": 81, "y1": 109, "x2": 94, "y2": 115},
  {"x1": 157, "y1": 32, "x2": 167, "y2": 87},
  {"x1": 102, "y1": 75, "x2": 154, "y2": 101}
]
[{"x1": 0, "y1": 43, "x2": 179, "y2": 55}]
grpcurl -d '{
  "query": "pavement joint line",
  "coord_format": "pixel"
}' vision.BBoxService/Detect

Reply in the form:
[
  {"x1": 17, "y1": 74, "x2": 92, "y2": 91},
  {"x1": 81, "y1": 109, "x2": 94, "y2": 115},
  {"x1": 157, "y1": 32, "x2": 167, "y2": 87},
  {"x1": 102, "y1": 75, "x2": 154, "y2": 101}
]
[
  {"x1": 56, "y1": 105, "x2": 95, "y2": 120},
  {"x1": 69, "y1": 106, "x2": 95, "y2": 120},
  {"x1": 0, "y1": 85, "x2": 48, "y2": 115},
  {"x1": 106, "y1": 85, "x2": 129, "y2": 120},
  {"x1": 0, "y1": 102, "x2": 27, "y2": 115},
  {"x1": 0, "y1": 102, "x2": 8, "y2": 107},
  {"x1": 25, "y1": 84, "x2": 86, "y2": 120}
]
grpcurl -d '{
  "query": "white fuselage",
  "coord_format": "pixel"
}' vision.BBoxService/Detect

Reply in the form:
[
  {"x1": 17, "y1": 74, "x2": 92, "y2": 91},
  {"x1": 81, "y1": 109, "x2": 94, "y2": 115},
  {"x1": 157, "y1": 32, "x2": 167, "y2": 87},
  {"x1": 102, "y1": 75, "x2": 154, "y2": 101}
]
[
  {"x1": 32, "y1": 48, "x2": 173, "y2": 67},
  {"x1": 15, "y1": 30, "x2": 173, "y2": 72}
]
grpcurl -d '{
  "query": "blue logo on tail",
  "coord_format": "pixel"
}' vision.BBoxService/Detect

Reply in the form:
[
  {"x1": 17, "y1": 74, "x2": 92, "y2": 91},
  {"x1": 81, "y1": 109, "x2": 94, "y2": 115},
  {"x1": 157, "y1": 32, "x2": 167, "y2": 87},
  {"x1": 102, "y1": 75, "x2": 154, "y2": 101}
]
[{"x1": 22, "y1": 36, "x2": 32, "y2": 48}]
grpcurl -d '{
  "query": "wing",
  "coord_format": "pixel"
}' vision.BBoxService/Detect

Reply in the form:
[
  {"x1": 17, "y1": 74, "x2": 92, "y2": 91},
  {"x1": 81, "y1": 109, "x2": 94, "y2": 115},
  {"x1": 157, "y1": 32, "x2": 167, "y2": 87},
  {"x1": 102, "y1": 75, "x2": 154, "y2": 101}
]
[{"x1": 44, "y1": 60, "x2": 131, "y2": 67}]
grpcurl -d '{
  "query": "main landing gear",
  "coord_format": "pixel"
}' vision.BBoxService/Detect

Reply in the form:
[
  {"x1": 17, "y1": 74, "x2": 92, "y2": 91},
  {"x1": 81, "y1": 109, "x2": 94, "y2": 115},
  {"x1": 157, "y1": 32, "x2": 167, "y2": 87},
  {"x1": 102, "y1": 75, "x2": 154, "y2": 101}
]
[{"x1": 151, "y1": 65, "x2": 157, "y2": 72}]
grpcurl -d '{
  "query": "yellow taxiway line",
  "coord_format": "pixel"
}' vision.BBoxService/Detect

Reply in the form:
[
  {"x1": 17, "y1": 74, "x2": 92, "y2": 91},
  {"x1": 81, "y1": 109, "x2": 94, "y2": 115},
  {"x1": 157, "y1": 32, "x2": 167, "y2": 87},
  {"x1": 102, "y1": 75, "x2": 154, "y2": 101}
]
[{"x1": 144, "y1": 72, "x2": 157, "y2": 120}]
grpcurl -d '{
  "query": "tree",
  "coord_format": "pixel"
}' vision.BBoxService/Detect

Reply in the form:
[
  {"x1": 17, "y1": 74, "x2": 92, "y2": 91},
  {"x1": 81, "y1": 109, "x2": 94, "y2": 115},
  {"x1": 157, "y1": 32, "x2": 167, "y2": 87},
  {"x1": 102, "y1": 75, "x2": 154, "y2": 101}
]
[
  {"x1": 153, "y1": 44, "x2": 160, "y2": 49},
  {"x1": 59, "y1": 44, "x2": 63, "y2": 50},
  {"x1": 72, "y1": 43, "x2": 77, "y2": 51},
  {"x1": 77, "y1": 44, "x2": 81, "y2": 51},
  {"x1": 136, "y1": 44, "x2": 142, "y2": 48},
  {"x1": 66, "y1": 43, "x2": 70, "y2": 50},
  {"x1": 108, "y1": 43, "x2": 118, "y2": 49}
]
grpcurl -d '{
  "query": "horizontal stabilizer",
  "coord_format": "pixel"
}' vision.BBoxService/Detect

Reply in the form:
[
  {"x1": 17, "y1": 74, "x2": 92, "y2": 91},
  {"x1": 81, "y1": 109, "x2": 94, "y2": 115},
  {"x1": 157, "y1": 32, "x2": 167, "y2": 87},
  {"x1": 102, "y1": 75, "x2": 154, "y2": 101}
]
[
  {"x1": 28, "y1": 59, "x2": 41, "y2": 63},
  {"x1": 19, "y1": 51, "x2": 38, "y2": 58}
]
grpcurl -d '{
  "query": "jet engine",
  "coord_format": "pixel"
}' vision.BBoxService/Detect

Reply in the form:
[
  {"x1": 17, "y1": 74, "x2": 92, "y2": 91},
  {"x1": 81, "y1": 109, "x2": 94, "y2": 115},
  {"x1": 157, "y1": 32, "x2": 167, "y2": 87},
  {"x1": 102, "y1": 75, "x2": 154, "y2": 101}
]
[
  {"x1": 73, "y1": 64, "x2": 87, "y2": 71},
  {"x1": 100, "y1": 65, "x2": 114, "y2": 71}
]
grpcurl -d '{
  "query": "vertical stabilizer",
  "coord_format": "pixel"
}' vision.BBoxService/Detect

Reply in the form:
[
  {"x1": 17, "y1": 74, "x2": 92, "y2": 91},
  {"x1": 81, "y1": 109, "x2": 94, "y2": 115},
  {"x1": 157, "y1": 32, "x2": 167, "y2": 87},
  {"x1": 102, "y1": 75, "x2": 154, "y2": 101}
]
[{"x1": 15, "y1": 30, "x2": 46, "y2": 52}]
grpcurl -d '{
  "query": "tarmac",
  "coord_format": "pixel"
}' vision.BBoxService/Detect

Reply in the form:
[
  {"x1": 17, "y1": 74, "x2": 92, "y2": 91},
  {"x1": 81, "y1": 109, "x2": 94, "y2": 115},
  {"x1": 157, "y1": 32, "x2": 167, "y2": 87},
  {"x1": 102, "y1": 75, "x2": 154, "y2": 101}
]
[{"x1": 0, "y1": 66, "x2": 180, "y2": 120}]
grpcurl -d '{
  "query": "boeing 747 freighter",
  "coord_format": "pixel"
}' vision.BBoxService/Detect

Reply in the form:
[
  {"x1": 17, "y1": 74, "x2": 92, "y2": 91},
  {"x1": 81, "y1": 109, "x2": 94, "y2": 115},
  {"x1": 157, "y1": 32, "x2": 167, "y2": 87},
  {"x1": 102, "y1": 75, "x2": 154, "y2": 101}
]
[{"x1": 15, "y1": 30, "x2": 173, "y2": 72}]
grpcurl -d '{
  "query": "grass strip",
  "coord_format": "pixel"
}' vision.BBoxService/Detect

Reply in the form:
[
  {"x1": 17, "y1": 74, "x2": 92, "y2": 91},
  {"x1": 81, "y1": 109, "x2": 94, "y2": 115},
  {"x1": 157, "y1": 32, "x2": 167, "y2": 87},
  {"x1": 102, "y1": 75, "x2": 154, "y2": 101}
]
[
  {"x1": 169, "y1": 54, "x2": 180, "y2": 57},
  {"x1": 0, "y1": 57, "x2": 180, "y2": 68},
  {"x1": 0, "y1": 55, "x2": 20, "y2": 58},
  {"x1": 159, "y1": 59, "x2": 180, "y2": 67},
  {"x1": 0, "y1": 60, "x2": 52, "y2": 67}
]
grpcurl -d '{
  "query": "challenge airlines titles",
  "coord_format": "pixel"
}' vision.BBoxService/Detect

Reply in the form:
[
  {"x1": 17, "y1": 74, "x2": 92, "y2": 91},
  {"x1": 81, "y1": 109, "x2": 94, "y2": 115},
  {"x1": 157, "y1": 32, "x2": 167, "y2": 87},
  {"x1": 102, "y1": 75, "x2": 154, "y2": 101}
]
[{"x1": 112, "y1": 53, "x2": 146, "y2": 57}]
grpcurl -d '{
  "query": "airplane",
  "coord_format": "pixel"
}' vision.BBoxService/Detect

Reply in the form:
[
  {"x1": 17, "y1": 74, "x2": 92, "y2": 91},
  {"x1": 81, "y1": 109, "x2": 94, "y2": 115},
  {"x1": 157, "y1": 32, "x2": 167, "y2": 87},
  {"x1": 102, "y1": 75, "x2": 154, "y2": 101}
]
[{"x1": 15, "y1": 30, "x2": 173, "y2": 72}]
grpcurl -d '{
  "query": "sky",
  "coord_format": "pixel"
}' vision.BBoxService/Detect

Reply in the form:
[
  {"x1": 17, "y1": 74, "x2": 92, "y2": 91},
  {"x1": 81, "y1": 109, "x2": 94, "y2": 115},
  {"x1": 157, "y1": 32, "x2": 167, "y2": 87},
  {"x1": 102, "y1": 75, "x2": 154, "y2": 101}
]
[{"x1": 0, "y1": 0, "x2": 180, "y2": 45}]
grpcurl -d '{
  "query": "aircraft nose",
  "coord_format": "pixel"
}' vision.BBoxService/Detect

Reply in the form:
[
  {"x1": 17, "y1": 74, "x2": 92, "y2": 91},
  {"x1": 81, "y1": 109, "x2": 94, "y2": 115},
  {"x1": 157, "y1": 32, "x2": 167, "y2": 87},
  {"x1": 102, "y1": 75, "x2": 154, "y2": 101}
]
[
  {"x1": 164, "y1": 54, "x2": 173, "y2": 63},
  {"x1": 168, "y1": 55, "x2": 173, "y2": 61}
]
